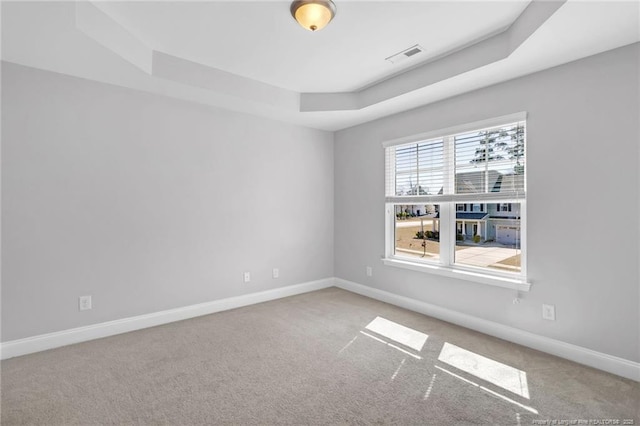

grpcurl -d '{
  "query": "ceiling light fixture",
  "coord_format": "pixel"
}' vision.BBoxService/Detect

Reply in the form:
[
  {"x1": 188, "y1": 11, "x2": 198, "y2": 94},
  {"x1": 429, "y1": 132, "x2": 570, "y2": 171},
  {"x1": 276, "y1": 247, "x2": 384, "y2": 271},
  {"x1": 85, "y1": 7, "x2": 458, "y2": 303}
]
[{"x1": 290, "y1": 0, "x2": 336, "y2": 32}]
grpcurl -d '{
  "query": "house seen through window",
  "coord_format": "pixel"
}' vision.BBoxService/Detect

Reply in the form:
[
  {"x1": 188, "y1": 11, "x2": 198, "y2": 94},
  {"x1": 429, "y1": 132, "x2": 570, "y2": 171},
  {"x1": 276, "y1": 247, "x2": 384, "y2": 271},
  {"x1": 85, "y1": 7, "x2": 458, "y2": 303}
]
[{"x1": 384, "y1": 115, "x2": 526, "y2": 281}]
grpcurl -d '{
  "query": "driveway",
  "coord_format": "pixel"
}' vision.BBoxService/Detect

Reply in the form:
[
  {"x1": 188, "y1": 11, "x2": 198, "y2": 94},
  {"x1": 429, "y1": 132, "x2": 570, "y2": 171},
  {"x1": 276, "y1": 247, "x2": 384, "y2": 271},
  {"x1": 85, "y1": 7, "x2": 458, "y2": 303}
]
[
  {"x1": 454, "y1": 246, "x2": 518, "y2": 268},
  {"x1": 396, "y1": 219, "x2": 435, "y2": 228}
]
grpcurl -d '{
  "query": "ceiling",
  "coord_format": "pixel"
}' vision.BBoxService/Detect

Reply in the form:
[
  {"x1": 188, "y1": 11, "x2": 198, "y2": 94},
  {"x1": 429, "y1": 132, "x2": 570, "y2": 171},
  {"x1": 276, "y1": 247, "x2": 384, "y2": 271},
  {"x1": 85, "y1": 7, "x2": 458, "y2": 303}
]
[
  {"x1": 90, "y1": 1, "x2": 530, "y2": 93},
  {"x1": 2, "y1": 1, "x2": 639, "y2": 131}
]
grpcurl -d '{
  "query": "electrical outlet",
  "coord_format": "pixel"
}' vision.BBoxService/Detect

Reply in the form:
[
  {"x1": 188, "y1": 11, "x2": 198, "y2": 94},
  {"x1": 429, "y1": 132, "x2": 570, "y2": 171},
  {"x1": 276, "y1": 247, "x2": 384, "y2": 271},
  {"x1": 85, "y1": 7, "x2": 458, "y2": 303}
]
[
  {"x1": 542, "y1": 304, "x2": 556, "y2": 321},
  {"x1": 243, "y1": 272, "x2": 251, "y2": 283},
  {"x1": 79, "y1": 295, "x2": 92, "y2": 311},
  {"x1": 366, "y1": 266, "x2": 373, "y2": 277},
  {"x1": 272, "y1": 268, "x2": 279, "y2": 279}
]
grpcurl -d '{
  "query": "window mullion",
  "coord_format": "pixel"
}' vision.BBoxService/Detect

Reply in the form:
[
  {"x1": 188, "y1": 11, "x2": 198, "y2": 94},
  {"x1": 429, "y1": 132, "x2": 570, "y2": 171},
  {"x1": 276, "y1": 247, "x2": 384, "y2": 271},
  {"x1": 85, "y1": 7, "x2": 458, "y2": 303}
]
[
  {"x1": 415, "y1": 143, "x2": 420, "y2": 194},
  {"x1": 519, "y1": 200, "x2": 527, "y2": 278},
  {"x1": 484, "y1": 133, "x2": 489, "y2": 193},
  {"x1": 385, "y1": 204, "x2": 395, "y2": 258},
  {"x1": 443, "y1": 136, "x2": 454, "y2": 195},
  {"x1": 441, "y1": 136, "x2": 455, "y2": 266},
  {"x1": 439, "y1": 203, "x2": 453, "y2": 266}
]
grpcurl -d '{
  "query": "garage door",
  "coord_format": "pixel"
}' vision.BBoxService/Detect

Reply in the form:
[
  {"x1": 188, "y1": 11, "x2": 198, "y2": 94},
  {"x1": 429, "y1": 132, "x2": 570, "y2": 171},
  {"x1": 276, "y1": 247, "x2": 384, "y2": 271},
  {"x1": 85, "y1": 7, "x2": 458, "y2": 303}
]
[{"x1": 496, "y1": 226, "x2": 520, "y2": 245}]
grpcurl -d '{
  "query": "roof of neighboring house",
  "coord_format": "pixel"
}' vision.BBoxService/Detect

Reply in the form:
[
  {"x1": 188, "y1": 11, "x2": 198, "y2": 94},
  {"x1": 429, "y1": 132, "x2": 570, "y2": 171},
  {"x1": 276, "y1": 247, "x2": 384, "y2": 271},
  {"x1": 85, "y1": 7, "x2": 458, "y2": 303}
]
[
  {"x1": 449, "y1": 171, "x2": 524, "y2": 194},
  {"x1": 455, "y1": 170, "x2": 501, "y2": 194},
  {"x1": 404, "y1": 185, "x2": 429, "y2": 195},
  {"x1": 456, "y1": 212, "x2": 489, "y2": 220},
  {"x1": 435, "y1": 171, "x2": 524, "y2": 195},
  {"x1": 492, "y1": 173, "x2": 525, "y2": 193}
]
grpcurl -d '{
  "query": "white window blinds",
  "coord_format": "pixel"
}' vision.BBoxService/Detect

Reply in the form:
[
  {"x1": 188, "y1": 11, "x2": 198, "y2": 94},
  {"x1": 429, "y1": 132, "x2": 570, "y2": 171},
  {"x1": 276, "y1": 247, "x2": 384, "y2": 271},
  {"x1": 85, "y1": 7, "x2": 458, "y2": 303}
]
[{"x1": 385, "y1": 119, "x2": 525, "y2": 203}]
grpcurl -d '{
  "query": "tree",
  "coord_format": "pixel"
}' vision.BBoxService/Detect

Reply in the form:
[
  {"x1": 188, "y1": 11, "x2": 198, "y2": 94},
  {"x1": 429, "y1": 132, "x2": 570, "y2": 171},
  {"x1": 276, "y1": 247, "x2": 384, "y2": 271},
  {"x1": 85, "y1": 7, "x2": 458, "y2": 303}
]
[
  {"x1": 470, "y1": 126, "x2": 525, "y2": 174},
  {"x1": 508, "y1": 126, "x2": 525, "y2": 174},
  {"x1": 470, "y1": 129, "x2": 509, "y2": 164}
]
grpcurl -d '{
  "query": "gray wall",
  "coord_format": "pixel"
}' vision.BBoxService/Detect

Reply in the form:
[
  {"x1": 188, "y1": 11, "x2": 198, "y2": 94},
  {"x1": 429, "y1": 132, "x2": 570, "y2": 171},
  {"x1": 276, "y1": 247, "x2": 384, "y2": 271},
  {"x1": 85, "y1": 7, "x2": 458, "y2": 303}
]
[
  {"x1": 1, "y1": 62, "x2": 334, "y2": 341},
  {"x1": 334, "y1": 44, "x2": 640, "y2": 362},
  {"x1": 3, "y1": 44, "x2": 639, "y2": 365}
]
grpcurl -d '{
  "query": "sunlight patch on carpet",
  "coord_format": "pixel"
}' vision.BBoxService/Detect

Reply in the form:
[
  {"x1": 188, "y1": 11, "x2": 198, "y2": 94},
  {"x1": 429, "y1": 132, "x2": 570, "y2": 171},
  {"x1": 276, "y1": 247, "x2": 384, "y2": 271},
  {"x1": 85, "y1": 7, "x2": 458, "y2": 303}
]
[
  {"x1": 359, "y1": 331, "x2": 422, "y2": 359},
  {"x1": 438, "y1": 342, "x2": 530, "y2": 399},
  {"x1": 435, "y1": 365, "x2": 538, "y2": 415},
  {"x1": 365, "y1": 316, "x2": 428, "y2": 352}
]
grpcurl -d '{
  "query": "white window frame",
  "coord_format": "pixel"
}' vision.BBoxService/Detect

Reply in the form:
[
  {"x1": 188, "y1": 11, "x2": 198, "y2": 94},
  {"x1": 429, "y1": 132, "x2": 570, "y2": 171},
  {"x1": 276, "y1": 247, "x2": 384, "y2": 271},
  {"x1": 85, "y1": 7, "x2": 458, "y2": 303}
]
[{"x1": 382, "y1": 113, "x2": 530, "y2": 292}]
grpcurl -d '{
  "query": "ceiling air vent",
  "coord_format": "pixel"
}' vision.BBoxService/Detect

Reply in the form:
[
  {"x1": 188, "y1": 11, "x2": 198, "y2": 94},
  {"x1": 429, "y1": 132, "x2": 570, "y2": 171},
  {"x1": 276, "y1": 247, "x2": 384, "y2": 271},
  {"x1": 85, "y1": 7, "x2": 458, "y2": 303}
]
[{"x1": 386, "y1": 44, "x2": 425, "y2": 64}]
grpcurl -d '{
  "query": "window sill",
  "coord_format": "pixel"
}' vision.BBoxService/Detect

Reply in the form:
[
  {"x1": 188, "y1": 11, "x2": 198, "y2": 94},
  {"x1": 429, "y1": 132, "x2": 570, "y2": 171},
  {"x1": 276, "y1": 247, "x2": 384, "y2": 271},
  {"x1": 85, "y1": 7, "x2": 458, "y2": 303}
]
[{"x1": 381, "y1": 258, "x2": 531, "y2": 292}]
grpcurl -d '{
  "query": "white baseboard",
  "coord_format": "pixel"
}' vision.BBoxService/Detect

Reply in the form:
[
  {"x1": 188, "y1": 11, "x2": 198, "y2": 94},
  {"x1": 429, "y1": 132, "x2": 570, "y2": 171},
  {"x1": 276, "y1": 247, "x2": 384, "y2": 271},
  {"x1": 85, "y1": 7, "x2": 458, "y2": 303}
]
[
  {"x1": 1, "y1": 278, "x2": 334, "y2": 360},
  {"x1": 334, "y1": 278, "x2": 640, "y2": 382},
  {"x1": 4, "y1": 277, "x2": 638, "y2": 382}
]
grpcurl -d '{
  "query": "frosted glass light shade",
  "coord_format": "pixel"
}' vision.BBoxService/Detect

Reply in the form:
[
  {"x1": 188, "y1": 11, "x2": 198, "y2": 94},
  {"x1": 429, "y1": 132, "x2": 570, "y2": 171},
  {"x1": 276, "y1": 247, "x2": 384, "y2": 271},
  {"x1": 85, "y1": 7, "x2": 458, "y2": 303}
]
[{"x1": 291, "y1": 0, "x2": 336, "y2": 32}]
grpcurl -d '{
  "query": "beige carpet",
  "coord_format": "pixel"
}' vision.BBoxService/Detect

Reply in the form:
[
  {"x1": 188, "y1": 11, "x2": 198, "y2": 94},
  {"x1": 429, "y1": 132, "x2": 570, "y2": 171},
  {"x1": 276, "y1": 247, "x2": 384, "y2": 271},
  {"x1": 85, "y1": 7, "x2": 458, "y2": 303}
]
[{"x1": 2, "y1": 287, "x2": 639, "y2": 425}]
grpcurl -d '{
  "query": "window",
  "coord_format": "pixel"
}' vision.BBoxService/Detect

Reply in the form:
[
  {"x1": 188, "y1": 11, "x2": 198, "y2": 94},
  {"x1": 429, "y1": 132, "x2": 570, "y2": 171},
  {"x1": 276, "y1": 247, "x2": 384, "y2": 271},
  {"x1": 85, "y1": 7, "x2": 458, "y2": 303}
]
[
  {"x1": 472, "y1": 203, "x2": 484, "y2": 212},
  {"x1": 383, "y1": 113, "x2": 528, "y2": 290},
  {"x1": 500, "y1": 203, "x2": 512, "y2": 212}
]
